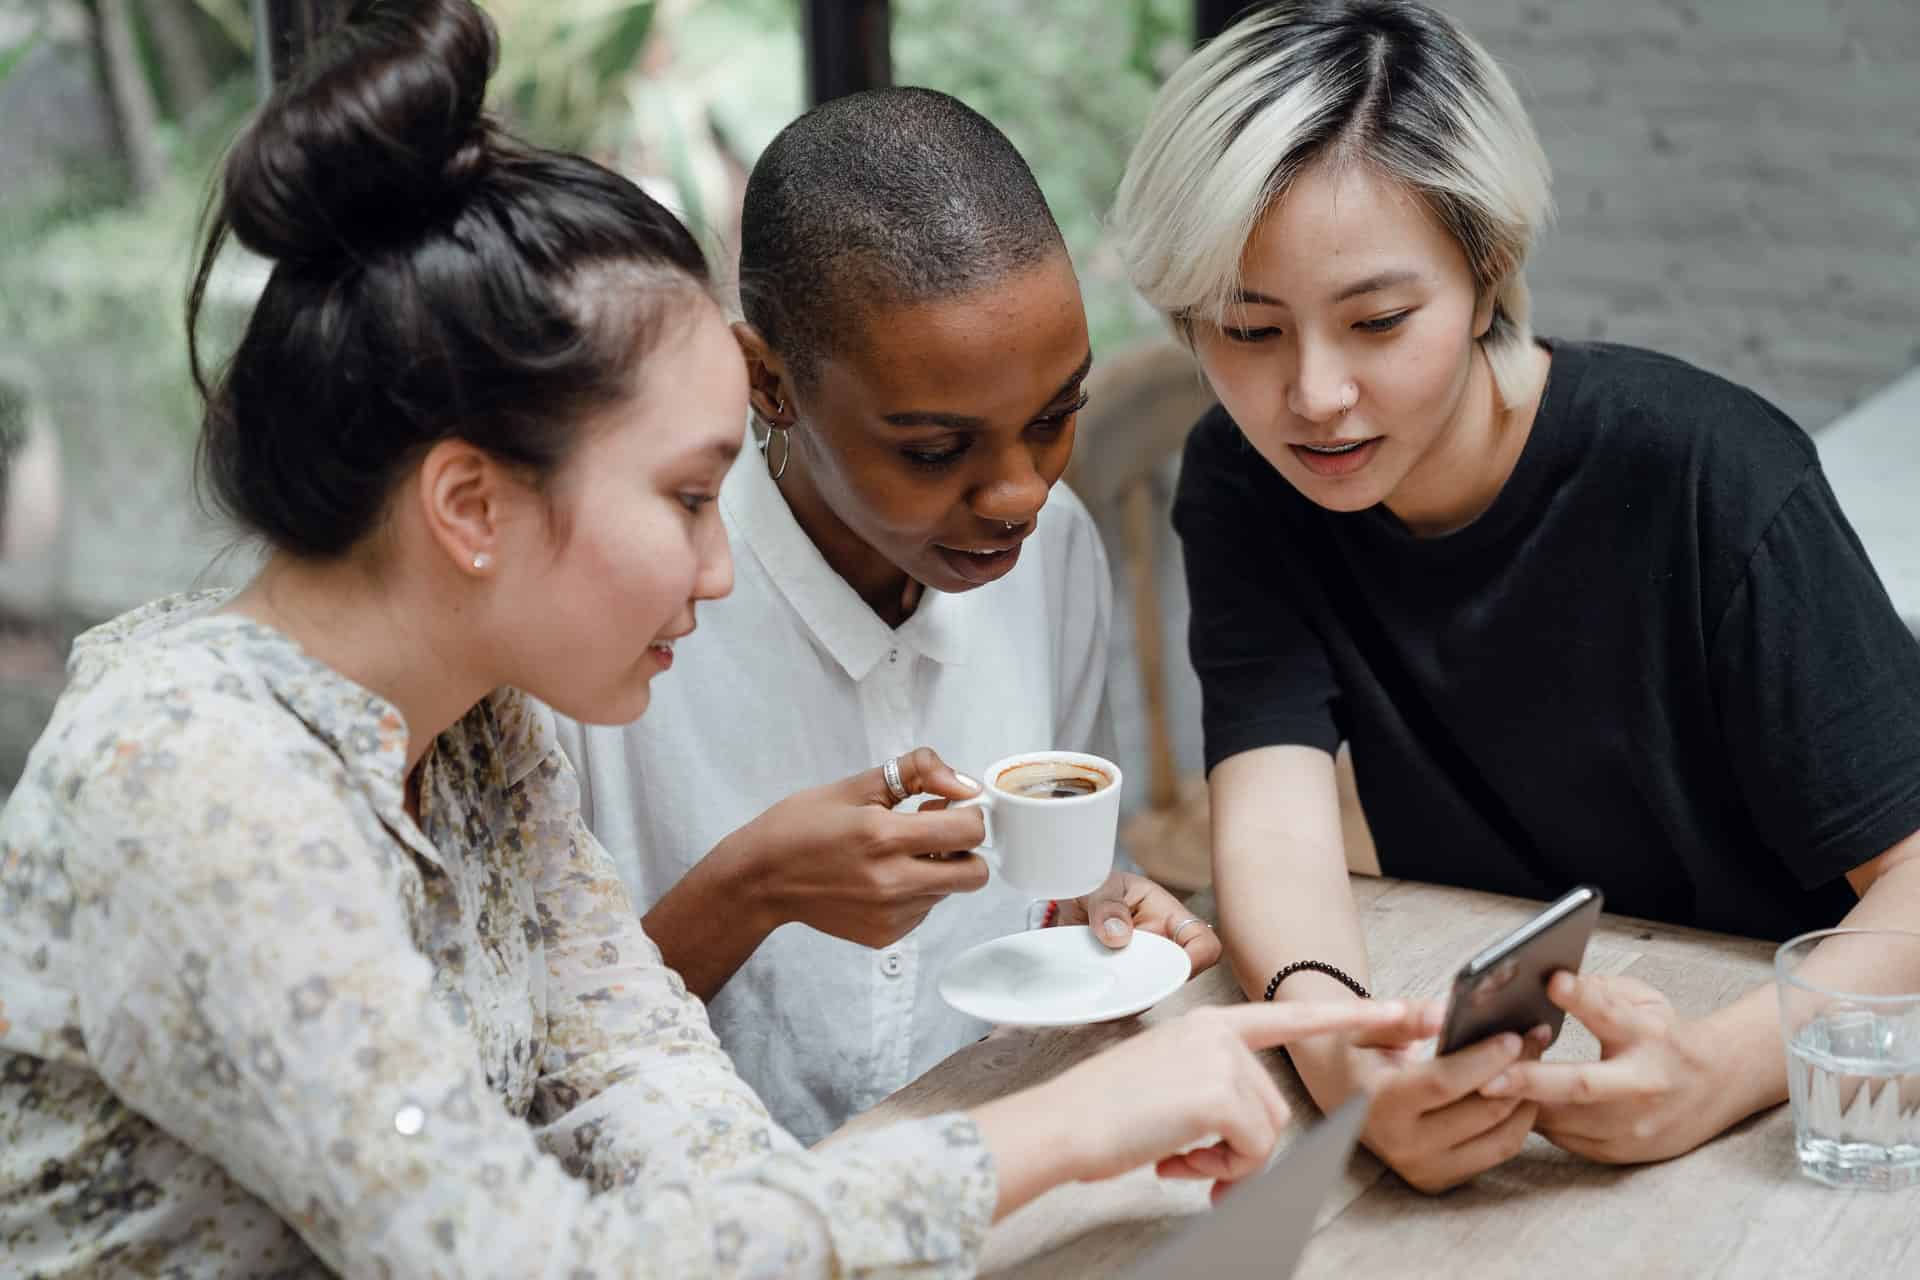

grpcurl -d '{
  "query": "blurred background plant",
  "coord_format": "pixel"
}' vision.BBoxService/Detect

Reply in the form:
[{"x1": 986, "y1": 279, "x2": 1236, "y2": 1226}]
[
  {"x1": 0, "y1": 0, "x2": 1184, "y2": 468},
  {"x1": 0, "y1": 0, "x2": 1187, "y2": 797}
]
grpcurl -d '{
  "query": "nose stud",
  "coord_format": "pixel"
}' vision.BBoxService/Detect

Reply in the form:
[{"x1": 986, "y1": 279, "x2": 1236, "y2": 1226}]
[{"x1": 1340, "y1": 384, "x2": 1358, "y2": 412}]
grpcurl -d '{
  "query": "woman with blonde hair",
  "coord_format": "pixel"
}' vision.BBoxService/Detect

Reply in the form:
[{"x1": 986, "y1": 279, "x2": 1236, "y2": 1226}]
[{"x1": 1112, "y1": 0, "x2": 1920, "y2": 1190}]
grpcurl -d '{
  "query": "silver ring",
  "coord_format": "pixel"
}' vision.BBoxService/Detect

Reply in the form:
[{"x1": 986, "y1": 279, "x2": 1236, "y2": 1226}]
[
  {"x1": 1169, "y1": 917, "x2": 1210, "y2": 943},
  {"x1": 882, "y1": 756, "x2": 909, "y2": 803}
]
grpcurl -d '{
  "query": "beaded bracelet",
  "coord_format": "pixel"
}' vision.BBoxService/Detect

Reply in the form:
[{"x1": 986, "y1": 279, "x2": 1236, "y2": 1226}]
[
  {"x1": 1041, "y1": 900, "x2": 1059, "y2": 928},
  {"x1": 1264, "y1": 960, "x2": 1370, "y2": 1002}
]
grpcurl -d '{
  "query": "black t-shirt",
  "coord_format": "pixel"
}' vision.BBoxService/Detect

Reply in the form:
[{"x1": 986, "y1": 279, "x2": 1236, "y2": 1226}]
[{"x1": 1173, "y1": 340, "x2": 1920, "y2": 941}]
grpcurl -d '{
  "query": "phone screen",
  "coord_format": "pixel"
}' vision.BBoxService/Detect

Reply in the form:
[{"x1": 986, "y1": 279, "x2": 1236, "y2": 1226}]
[{"x1": 1437, "y1": 886, "x2": 1603, "y2": 1056}]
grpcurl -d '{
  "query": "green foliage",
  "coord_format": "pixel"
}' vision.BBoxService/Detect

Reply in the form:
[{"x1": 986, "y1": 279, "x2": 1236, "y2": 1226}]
[
  {"x1": 4, "y1": 0, "x2": 1193, "y2": 468},
  {"x1": 188, "y1": 0, "x2": 663, "y2": 153},
  {"x1": 0, "y1": 58, "x2": 260, "y2": 452},
  {"x1": 486, "y1": 0, "x2": 659, "y2": 150},
  {"x1": 0, "y1": 21, "x2": 42, "y2": 87},
  {"x1": 186, "y1": 0, "x2": 253, "y2": 55},
  {"x1": 895, "y1": 0, "x2": 1190, "y2": 354}
]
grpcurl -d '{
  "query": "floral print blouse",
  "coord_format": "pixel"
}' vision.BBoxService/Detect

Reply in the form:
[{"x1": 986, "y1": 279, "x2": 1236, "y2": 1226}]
[{"x1": 0, "y1": 593, "x2": 996, "y2": 1277}]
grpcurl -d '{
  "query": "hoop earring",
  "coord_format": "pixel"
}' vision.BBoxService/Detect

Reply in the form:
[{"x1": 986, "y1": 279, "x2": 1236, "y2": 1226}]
[
  {"x1": 759, "y1": 398, "x2": 791, "y2": 481},
  {"x1": 766, "y1": 426, "x2": 792, "y2": 481}
]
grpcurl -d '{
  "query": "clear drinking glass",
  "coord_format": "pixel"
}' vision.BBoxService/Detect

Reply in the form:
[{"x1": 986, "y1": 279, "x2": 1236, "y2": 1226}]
[{"x1": 1775, "y1": 928, "x2": 1920, "y2": 1190}]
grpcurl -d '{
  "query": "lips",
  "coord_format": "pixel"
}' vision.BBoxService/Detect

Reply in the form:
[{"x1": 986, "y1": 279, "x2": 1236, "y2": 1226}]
[
  {"x1": 1291, "y1": 436, "x2": 1383, "y2": 478},
  {"x1": 933, "y1": 537, "x2": 1026, "y2": 587},
  {"x1": 646, "y1": 630, "x2": 690, "y2": 671}
]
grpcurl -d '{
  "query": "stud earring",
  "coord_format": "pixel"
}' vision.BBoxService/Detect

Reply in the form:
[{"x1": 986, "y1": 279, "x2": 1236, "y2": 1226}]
[{"x1": 471, "y1": 553, "x2": 492, "y2": 572}]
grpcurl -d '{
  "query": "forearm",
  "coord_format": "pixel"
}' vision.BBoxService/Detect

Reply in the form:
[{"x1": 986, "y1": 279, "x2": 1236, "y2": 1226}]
[
  {"x1": 1217, "y1": 841, "x2": 1370, "y2": 1003},
  {"x1": 1218, "y1": 844, "x2": 1371, "y2": 1113},
  {"x1": 1209, "y1": 748, "x2": 1372, "y2": 1109},
  {"x1": 641, "y1": 837, "x2": 778, "y2": 1003},
  {"x1": 968, "y1": 1086, "x2": 1088, "y2": 1221},
  {"x1": 1707, "y1": 851, "x2": 1920, "y2": 1125}
]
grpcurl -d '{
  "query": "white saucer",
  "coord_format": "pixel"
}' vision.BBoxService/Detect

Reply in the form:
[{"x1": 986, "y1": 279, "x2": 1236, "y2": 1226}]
[{"x1": 938, "y1": 925, "x2": 1193, "y2": 1027}]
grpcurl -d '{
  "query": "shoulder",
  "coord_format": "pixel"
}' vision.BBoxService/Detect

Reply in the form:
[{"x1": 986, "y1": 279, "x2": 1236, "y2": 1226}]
[
  {"x1": 1555, "y1": 340, "x2": 1816, "y2": 477},
  {"x1": 1547, "y1": 341, "x2": 1820, "y2": 561},
  {"x1": 13, "y1": 616, "x2": 359, "y2": 883},
  {"x1": 56, "y1": 604, "x2": 325, "y2": 777}
]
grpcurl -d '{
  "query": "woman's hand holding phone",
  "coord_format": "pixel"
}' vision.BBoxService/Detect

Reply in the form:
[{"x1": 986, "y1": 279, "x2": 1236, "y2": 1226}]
[
  {"x1": 1478, "y1": 971, "x2": 1734, "y2": 1164},
  {"x1": 1290, "y1": 886, "x2": 1596, "y2": 1192},
  {"x1": 1323, "y1": 1026, "x2": 1551, "y2": 1193}
]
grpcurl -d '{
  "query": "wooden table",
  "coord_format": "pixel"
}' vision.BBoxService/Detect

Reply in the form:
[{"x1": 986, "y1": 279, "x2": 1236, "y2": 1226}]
[{"x1": 844, "y1": 877, "x2": 1919, "y2": 1278}]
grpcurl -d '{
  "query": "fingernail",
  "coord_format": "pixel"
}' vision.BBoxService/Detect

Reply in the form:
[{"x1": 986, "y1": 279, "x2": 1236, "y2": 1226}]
[
  {"x1": 1500, "y1": 1033, "x2": 1522, "y2": 1053},
  {"x1": 1486, "y1": 1073, "x2": 1511, "y2": 1095},
  {"x1": 954, "y1": 772, "x2": 982, "y2": 793},
  {"x1": 1102, "y1": 918, "x2": 1128, "y2": 939}
]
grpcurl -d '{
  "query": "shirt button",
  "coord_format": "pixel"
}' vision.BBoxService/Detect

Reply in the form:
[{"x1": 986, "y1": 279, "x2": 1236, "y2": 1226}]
[
  {"x1": 393, "y1": 1103, "x2": 427, "y2": 1137},
  {"x1": 888, "y1": 649, "x2": 898, "y2": 664},
  {"x1": 880, "y1": 951, "x2": 905, "y2": 978}
]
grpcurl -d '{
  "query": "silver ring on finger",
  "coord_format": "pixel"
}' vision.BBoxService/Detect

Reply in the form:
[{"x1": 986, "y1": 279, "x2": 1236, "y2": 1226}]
[
  {"x1": 882, "y1": 755, "x2": 910, "y2": 803},
  {"x1": 1169, "y1": 916, "x2": 1211, "y2": 943}
]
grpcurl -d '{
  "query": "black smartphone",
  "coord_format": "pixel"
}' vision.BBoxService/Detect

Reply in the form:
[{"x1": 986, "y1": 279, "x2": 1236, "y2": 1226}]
[{"x1": 1436, "y1": 885, "x2": 1604, "y2": 1057}]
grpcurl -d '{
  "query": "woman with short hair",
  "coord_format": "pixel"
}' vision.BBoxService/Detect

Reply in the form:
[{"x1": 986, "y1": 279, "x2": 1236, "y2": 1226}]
[
  {"x1": 1112, "y1": 0, "x2": 1920, "y2": 1191},
  {"x1": 556, "y1": 86, "x2": 1223, "y2": 1146}
]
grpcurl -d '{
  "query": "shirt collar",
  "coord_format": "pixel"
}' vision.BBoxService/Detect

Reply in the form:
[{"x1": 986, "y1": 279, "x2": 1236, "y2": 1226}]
[{"x1": 723, "y1": 436, "x2": 971, "y2": 680}]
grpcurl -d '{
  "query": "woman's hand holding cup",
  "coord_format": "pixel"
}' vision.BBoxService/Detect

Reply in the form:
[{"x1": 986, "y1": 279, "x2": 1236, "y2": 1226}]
[{"x1": 722, "y1": 746, "x2": 990, "y2": 949}]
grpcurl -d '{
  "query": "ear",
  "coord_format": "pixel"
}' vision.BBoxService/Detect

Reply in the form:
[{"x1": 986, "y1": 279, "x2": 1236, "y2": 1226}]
[
  {"x1": 731, "y1": 322, "x2": 793, "y2": 427},
  {"x1": 1472, "y1": 281, "x2": 1499, "y2": 342},
  {"x1": 416, "y1": 438, "x2": 509, "y2": 576}
]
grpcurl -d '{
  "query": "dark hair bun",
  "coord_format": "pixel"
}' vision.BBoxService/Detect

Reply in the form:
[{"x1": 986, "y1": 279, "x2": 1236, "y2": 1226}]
[{"x1": 223, "y1": 0, "x2": 497, "y2": 262}]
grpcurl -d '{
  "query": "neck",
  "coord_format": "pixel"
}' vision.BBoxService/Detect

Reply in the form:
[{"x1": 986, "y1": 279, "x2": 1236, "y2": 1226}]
[
  {"x1": 770, "y1": 439, "x2": 922, "y2": 626},
  {"x1": 226, "y1": 552, "x2": 491, "y2": 776},
  {"x1": 1384, "y1": 341, "x2": 1549, "y2": 537}
]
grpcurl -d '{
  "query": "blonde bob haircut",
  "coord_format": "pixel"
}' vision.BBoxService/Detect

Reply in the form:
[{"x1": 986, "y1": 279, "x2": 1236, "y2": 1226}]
[{"x1": 1112, "y1": 0, "x2": 1552, "y2": 406}]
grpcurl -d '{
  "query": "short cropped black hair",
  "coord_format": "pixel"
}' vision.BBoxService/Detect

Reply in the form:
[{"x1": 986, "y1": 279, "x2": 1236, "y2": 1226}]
[{"x1": 738, "y1": 87, "x2": 1066, "y2": 384}]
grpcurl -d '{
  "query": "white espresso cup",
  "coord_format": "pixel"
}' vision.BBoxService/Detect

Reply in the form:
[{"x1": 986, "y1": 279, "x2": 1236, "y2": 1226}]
[{"x1": 953, "y1": 750, "x2": 1122, "y2": 898}]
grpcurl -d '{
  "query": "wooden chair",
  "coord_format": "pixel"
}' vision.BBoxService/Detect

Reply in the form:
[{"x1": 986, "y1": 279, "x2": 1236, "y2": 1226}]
[{"x1": 1067, "y1": 339, "x2": 1380, "y2": 892}]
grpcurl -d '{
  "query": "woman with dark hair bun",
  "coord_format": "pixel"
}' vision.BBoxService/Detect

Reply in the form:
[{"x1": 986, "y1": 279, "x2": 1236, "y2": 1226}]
[{"x1": 0, "y1": 2, "x2": 1431, "y2": 1274}]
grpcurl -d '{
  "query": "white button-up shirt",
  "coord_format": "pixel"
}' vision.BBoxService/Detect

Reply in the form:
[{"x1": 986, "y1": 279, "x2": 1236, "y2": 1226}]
[{"x1": 556, "y1": 450, "x2": 1114, "y2": 1145}]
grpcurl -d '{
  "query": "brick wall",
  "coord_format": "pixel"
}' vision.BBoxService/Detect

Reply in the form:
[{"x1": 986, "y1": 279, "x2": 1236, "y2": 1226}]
[{"x1": 1448, "y1": 0, "x2": 1918, "y2": 431}]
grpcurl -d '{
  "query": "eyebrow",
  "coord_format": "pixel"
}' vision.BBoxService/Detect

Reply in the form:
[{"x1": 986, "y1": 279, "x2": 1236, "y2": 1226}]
[
  {"x1": 1234, "y1": 269, "x2": 1424, "y2": 308},
  {"x1": 881, "y1": 349, "x2": 1095, "y2": 430}
]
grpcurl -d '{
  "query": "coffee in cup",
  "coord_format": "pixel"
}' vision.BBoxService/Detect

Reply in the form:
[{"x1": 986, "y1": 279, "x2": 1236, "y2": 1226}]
[{"x1": 993, "y1": 758, "x2": 1114, "y2": 800}]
